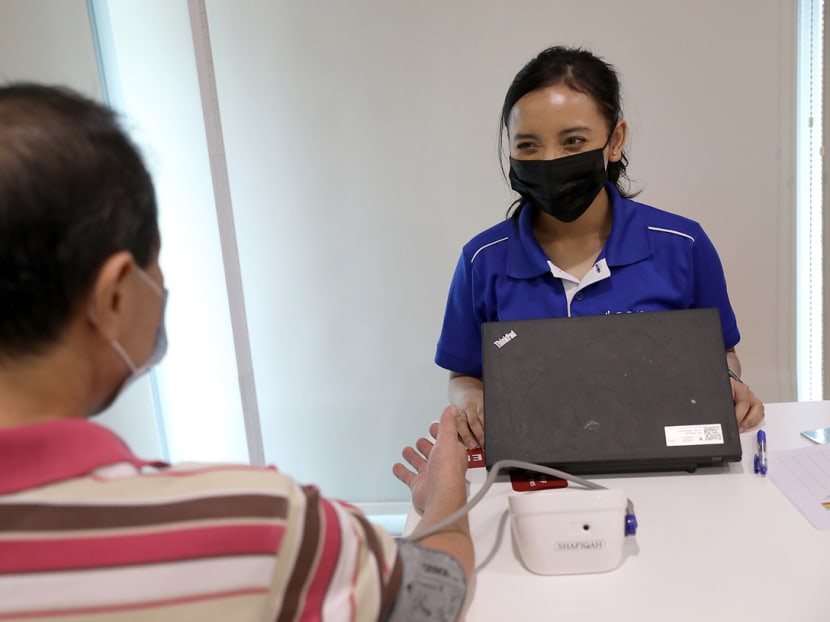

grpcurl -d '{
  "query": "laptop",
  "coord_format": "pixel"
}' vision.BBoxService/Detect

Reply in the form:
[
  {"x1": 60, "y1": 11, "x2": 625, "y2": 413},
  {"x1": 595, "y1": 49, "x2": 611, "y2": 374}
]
[{"x1": 482, "y1": 308, "x2": 742, "y2": 474}]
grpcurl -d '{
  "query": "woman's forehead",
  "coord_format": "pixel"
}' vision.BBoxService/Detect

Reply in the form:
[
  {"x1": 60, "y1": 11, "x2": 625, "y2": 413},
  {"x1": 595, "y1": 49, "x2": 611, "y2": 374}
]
[{"x1": 508, "y1": 85, "x2": 605, "y2": 133}]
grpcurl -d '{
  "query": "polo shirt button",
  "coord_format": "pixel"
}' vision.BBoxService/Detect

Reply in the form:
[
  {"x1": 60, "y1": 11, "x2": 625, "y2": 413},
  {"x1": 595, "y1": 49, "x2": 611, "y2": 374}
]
[{"x1": 575, "y1": 292, "x2": 585, "y2": 301}]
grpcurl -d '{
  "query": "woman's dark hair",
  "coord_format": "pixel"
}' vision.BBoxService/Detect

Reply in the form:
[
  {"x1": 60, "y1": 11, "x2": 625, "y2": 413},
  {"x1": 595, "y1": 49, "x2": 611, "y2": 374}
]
[
  {"x1": 500, "y1": 46, "x2": 636, "y2": 219},
  {"x1": 0, "y1": 83, "x2": 158, "y2": 358}
]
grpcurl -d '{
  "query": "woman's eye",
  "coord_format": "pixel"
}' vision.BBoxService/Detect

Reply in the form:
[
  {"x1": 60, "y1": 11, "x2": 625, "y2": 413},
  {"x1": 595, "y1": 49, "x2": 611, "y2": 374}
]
[
  {"x1": 516, "y1": 141, "x2": 536, "y2": 151},
  {"x1": 564, "y1": 136, "x2": 586, "y2": 146}
]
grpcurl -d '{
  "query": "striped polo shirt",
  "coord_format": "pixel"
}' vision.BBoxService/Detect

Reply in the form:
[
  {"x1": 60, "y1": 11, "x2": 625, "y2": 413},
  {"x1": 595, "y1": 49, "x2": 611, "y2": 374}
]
[{"x1": 0, "y1": 418, "x2": 401, "y2": 621}]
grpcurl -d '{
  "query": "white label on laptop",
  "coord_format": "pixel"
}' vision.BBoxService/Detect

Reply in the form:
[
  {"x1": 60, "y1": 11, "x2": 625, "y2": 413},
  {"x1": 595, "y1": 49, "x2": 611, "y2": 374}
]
[{"x1": 664, "y1": 424, "x2": 724, "y2": 446}]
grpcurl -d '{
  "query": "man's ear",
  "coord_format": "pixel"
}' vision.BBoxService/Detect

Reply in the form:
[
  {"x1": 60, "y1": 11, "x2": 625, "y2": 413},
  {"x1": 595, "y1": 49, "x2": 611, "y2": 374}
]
[{"x1": 87, "y1": 252, "x2": 135, "y2": 342}]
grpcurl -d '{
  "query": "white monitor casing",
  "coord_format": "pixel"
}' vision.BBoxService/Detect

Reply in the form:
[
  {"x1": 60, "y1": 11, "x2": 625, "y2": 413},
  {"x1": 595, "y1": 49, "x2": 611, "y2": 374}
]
[{"x1": 508, "y1": 488, "x2": 627, "y2": 575}]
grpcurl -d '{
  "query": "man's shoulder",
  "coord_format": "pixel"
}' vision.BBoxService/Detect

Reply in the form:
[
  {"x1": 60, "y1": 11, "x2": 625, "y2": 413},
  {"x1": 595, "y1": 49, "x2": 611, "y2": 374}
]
[
  {"x1": 138, "y1": 462, "x2": 300, "y2": 497},
  {"x1": 65, "y1": 460, "x2": 305, "y2": 511}
]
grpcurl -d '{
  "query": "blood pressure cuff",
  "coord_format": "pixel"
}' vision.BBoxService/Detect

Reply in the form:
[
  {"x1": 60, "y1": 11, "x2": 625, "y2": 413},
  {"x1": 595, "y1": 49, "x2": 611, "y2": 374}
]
[{"x1": 384, "y1": 540, "x2": 467, "y2": 621}]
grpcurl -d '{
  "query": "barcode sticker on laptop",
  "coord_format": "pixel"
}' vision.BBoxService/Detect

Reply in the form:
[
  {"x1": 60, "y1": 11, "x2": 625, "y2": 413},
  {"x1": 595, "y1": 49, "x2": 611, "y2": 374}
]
[{"x1": 664, "y1": 424, "x2": 724, "y2": 446}]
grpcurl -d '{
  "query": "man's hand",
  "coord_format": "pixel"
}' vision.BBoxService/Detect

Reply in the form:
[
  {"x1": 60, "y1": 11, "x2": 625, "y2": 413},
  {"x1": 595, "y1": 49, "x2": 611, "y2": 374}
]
[{"x1": 393, "y1": 406, "x2": 468, "y2": 514}]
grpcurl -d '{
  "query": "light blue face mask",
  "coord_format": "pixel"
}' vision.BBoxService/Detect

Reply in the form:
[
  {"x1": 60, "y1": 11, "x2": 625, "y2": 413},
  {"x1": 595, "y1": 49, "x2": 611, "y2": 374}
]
[{"x1": 109, "y1": 266, "x2": 168, "y2": 384}]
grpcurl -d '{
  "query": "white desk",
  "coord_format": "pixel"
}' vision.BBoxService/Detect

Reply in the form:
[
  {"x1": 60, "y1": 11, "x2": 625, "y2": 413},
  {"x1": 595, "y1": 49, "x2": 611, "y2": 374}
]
[{"x1": 404, "y1": 401, "x2": 830, "y2": 621}]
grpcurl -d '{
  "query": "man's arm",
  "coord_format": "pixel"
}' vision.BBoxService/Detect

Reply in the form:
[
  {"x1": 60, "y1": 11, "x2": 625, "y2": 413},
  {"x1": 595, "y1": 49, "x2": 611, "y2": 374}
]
[{"x1": 393, "y1": 405, "x2": 474, "y2": 577}]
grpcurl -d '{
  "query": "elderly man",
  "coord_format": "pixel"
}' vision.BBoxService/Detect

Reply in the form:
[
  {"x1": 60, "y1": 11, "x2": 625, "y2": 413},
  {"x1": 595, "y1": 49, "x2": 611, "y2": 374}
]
[{"x1": 0, "y1": 84, "x2": 472, "y2": 621}]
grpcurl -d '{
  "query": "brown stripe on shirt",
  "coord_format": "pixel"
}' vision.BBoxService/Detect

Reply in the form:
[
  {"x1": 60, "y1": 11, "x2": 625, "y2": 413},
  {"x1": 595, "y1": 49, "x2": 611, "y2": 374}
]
[
  {"x1": 349, "y1": 508, "x2": 398, "y2": 613},
  {"x1": 377, "y1": 546, "x2": 403, "y2": 620},
  {"x1": 0, "y1": 495, "x2": 289, "y2": 531},
  {"x1": 275, "y1": 486, "x2": 324, "y2": 622}
]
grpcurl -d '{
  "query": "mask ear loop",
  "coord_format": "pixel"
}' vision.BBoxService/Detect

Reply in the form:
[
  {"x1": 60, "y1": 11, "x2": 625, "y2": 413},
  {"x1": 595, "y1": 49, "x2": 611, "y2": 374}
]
[
  {"x1": 86, "y1": 287, "x2": 140, "y2": 375},
  {"x1": 109, "y1": 339, "x2": 139, "y2": 374},
  {"x1": 134, "y1": 265, "x2": 163, "y2": 297}
]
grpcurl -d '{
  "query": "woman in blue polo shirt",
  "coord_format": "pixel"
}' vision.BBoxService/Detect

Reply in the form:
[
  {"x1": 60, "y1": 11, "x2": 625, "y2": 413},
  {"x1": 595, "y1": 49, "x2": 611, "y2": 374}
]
[{"x1": 436, "y1": 46, "x2": 764, "y2": 449}]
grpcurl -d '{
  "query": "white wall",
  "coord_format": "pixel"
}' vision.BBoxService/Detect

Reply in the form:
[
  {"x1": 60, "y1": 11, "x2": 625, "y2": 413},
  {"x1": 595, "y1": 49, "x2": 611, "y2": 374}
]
[
  {"x1": 0, "y1": 0, "x2": 98, "y2": 90},
  {"x1": 616, "y1": 1, "x2": 796, "y2": 401},
  {"x1": 94, "y1": 0, "x2": 251, "y2": 464},
  {"x1": 204, "y1": 0, "x2": 797, "y2": 501}
]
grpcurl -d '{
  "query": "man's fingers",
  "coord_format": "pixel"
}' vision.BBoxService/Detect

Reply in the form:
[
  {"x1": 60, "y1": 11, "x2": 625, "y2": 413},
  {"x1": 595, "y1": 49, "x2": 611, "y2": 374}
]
[
  {"x1": 393, "y1": 441, "x2": 431, "y2": 489},
  {"x1": 415, "y1": 437, "x2": 434, "y2": 459},
  {"x1": 428, "y1": 421, "x2": 439, "y2": 440},
  {"x1": 401, "y1": 445, "x2": 427, "y2": 472},
  {"x1": 428, "y1": 408, "x2": 454, "y2": 442},
  {"x1": 392, "y1": 462, "x2": 416, "y2": 487}
]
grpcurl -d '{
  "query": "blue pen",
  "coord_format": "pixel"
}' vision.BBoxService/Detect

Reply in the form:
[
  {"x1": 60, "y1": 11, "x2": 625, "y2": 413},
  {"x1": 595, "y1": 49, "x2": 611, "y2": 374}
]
[{"x1": 753, "y1": 430, "x2": 767, "y2": 475}]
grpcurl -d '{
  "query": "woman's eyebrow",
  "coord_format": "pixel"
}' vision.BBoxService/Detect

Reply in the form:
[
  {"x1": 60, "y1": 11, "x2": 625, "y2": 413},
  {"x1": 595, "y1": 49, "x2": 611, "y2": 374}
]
[
  {"x1": 559, "y1": 126, "x2": 593, "y2": 136},
  {"x1": 511, "y1": 132, "x2": 539, "y2": 142},
  {"x1": 511, "y1": 127, "x2": 595, "y2": 142}
]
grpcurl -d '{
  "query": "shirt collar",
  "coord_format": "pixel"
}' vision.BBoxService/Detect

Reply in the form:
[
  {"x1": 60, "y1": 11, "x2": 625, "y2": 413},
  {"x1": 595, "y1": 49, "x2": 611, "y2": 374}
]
[
  {"x1": 506, "y1": 183, "x2": 652, "y2": 279},
  {"x1": 600, "y1": 184, "x2": 652, "y2": 267},
  {"x1": 506, "y1": 201, "x2": 553, "y2": 279},
  {"x1": 0, "y1": 418, "x2": 166, "y2": 495}
]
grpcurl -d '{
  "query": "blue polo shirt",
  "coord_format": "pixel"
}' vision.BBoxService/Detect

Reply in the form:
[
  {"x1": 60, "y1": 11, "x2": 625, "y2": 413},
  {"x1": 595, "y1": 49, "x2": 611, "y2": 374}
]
[{"x1": 435, "y1": 184, "x2": 740, "y2": 378}]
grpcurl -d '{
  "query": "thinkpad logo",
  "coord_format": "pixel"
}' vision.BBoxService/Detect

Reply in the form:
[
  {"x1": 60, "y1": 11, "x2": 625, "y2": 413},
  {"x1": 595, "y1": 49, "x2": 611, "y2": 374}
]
[{"x1": 493, "y1": 329, "x2": 517, "y2": 349}]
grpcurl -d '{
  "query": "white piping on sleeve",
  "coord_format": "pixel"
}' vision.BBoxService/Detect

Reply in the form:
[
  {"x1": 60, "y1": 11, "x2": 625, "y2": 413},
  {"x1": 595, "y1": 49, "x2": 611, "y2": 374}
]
[
  {"x1": 647, "y1": 226, "x2": 695, "y2": 242},
  {"x1": 470, "y1": 236, "x2": 509, "y2": 264}
]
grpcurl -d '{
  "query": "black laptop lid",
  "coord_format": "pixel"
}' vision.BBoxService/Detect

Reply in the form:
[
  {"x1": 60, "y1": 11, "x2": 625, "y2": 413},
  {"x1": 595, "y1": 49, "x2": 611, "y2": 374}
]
[{"x1": 482, "y1": 309, "x2": 742, "y2": 474}]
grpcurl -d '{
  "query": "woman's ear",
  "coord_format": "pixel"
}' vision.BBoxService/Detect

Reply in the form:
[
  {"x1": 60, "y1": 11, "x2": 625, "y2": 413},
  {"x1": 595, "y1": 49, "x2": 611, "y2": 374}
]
[
  {"x1": 609, "y1": 120, "x2": 628, "y2": 162},
  {"x1": 87, "y1": 252, "x2": 135, "y2": 342}
]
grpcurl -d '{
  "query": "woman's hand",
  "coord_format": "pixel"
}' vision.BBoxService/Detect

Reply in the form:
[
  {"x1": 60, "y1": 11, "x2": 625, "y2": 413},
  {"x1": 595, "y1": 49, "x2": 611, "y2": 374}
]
[
  {"x1": 732, "y1": 379, "x2": 764, "y2": 432},
  {"x1": 448, "y1": 373, "x2": 485, "y2": 449},
  {"x1": 455, "y1": 400, "x2": 484, "y2": 450},
  {"x1": 726, "y1": 349, "x2": 764, "y2": 432}
]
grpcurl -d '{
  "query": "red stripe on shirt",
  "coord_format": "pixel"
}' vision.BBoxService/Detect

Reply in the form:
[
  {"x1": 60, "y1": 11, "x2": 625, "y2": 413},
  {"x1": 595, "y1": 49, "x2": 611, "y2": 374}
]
[
  {"x1": 0, "y1": 524, "x2": 285, "y2": 573},
  {"x1": 297, "y1": 496, "x2": 343, "y2": 620}
]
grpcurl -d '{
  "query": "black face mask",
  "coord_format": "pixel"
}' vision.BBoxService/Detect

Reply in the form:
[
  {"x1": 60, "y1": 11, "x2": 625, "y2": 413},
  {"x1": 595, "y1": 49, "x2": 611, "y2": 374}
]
[{"x1": 509, "y1": 148, "x2": 608, "y2": 223}]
